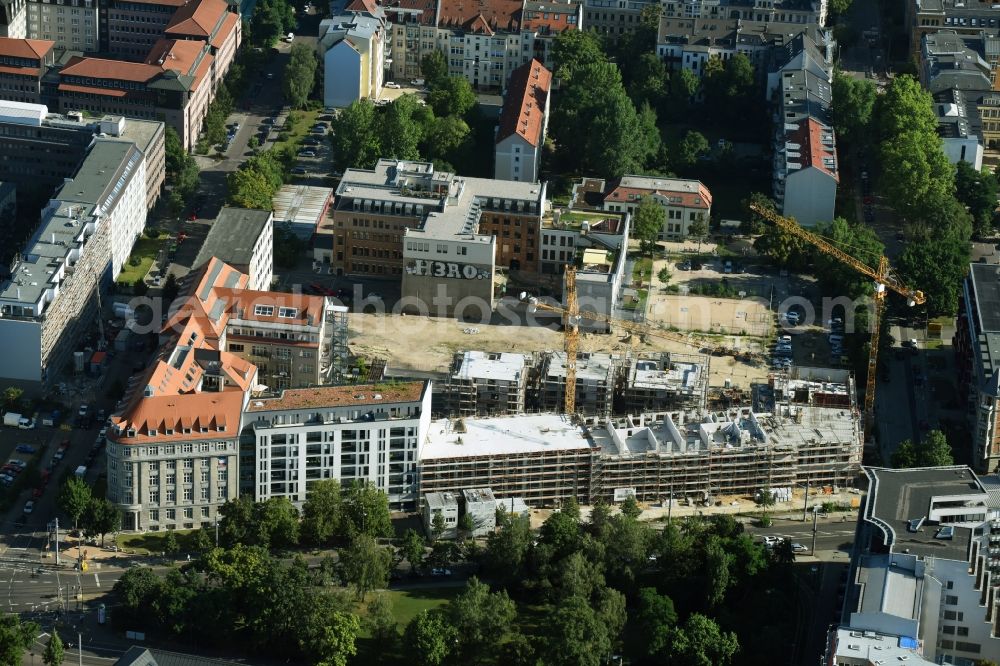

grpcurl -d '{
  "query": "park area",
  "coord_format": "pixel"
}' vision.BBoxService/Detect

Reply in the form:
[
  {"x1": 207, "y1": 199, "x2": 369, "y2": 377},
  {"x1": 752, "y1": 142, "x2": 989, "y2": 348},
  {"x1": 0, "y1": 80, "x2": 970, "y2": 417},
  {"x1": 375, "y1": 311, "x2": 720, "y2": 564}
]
[{"x1": 116, "y1": 234, "x2": 167, "y2": 286}]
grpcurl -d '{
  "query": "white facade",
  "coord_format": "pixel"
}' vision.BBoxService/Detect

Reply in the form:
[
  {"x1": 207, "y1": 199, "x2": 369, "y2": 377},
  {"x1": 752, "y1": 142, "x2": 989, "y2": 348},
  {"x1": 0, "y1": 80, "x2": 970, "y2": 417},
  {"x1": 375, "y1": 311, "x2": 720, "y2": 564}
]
[
  {"x1": 495, "y1": 134, "x2": 542, "y2": 183},
  {"x1": 319, "y1": 14, "x2": 386, "y2": 109},
  {"x1": 246, "y1": 382, "x2": 432, "y2": 509},
  {"x1": 942, "y1": 134, "x2": 985, "y2": 171}
]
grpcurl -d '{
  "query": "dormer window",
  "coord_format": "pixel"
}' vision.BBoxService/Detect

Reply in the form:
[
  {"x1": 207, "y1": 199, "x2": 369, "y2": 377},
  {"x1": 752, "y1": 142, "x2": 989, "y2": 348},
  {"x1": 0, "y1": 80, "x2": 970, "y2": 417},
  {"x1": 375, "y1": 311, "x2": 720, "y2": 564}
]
[
  {"x1": 126, "y1": 429, "x2": 136, "y2": 437},
  {"x1": 183, "y1": 428, "x2": 192, "y2": 434},
  {"x1": 148, "y1": 429, "x2": 157, "y2": 436},
  {"x1": 217, "y1": 425, "x2": 226, "y2": 432},
  {"x1": 165, "y1": 429, "x2": 174, "y2": 435},
  {"x1": 254, "y1": 305, "x2": 274, "y2": 316},
  {"x1": 144, "y1": 386, "x2": 154, "y2": 397},
  {"x1": 200, "y1": 427, "x2": 208, "y2": 433},
  {"x1": 278, "y1": 307, "x2": 298, "y2": 318}
]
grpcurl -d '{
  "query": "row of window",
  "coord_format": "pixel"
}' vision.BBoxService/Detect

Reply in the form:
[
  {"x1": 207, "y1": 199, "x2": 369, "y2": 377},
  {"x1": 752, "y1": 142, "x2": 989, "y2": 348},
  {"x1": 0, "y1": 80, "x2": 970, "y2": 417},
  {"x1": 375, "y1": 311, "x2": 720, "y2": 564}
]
[
  {"x1": 149, "y1": 486, "x2": 227, "y2": 503},
  {"x1": 149, "y1": 506, "x2": 212, "y2": 523}
]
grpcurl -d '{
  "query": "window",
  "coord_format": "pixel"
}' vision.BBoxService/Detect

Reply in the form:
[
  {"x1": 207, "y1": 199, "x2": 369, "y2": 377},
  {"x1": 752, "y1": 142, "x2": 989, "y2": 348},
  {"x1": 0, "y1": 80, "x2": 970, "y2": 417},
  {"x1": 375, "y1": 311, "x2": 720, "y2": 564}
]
[
  {"x1": 278, "y1": 307, "x2": 297, "y2": 318},
  {"x1": 254, "y1": 305, "x2": 274, "y2": 316},
  {"x1": 166, "y1": 509, "x2": 175, "y2": 520},
  {"x1": 201, "y1": 506, "x2": 210, "y2": 518},
  {"x1": 183, "y1": 488, "x2": 193, "y2": 501},
  {"x1": 945, "y1": 595, "x2": 959, "y2": 605},
  {"x1": 149, "y1": 489, "x2": 159, "y2": 503},
  {"x1": 954, "y1": 641, "x2": 981, "y2": 653},
  {"x1": 149, "y1": 510, "x2": 159, "y2": 522},
  {"x1": 166, "y1": 489, "x2": 176, "y2": 502}
]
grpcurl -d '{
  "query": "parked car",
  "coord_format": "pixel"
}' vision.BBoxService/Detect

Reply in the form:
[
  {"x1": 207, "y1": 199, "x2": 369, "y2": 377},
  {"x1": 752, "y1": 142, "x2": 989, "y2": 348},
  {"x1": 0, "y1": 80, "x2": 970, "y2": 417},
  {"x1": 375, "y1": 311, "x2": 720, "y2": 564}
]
[
  {"x1": 723, "y1": 260, "x2": 733, "y2": 274},
  {"x1": 431, "y1": 568, "x2": 451, "y2": 576},
  {"x1": 299, "y1": 150, "x2": 317, "y2": 157},
  {"x1": 291, "y1": 167, "x2": 307, "y2": 175},
  {"x1": 385, "y1": 81, "x2": 401, "y2": 89},
  {"x1": 23, "y1": 501, "x2": 34, "y2": 514},
  {"x1": 791, "y1": 543, "x2": 808, "y2": 553},
  {"x1": 15, "y1": 445, "x2": 35, "y2": 454}
]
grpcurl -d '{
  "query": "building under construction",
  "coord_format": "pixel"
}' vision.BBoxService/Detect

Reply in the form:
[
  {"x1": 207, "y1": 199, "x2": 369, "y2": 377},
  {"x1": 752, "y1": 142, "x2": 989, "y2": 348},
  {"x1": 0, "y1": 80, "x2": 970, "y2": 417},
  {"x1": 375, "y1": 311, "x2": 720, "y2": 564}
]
[
  {"x1": 538, "y1": 351, "x2": 620, "y2": 416},
  {"x1": 439, "y1": 351, "x2": 533, "y2": 417},
  {"x1": 618, "y1": 351, "x2": 710, "y2": 413},
  {"x1": 769, "y1": 366, "x2": 857, "y2": 409}
]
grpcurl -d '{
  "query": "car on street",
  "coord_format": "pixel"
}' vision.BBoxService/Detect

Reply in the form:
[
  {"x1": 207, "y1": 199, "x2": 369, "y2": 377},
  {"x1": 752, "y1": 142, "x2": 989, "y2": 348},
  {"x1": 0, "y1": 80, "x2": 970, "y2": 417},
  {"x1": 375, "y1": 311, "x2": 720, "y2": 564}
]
[
  {"x1": 431, "y1": 568, "x2": 451, "y2": 576},
  {"x1": 291, "y1": 167, "x2": 308, "y2": 175},
  {"x1": 723, "y1": 260, "x2": 733, "y2": 273},
  {"x1": 385, "y1": 81, "x2": 401, "y2": 89},
  {"x1": 761, "y1": 536, "x2": 782, "y2": 547},
  {"x1": 15, "y1": 445, "x2": 35, "y2": 454},
  {"x1": 791, "y1": 543, "x2": 807, "y2": 553},
  {"x1": 23, "y1": 501, "x2": 34, "y2": 514},
  {"x1": 299, "y1": 150, "x2": 317, "y2": 157}
]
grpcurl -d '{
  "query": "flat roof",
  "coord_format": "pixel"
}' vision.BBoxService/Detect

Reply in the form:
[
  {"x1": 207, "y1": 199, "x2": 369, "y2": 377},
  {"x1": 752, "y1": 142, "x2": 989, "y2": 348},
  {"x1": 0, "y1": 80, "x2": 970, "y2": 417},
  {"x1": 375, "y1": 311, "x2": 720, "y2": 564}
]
[
  {"x1": 272, "y1": 184, "x2": 332, "y2": 228},
  {"x1": 420, "y1": 413, "x2": 595, "y2": 460},
  {"x1": 462, "y1": 487, "x2": 496, "y2": 504},
  {"x1": 246, "y1": 381, "x2": 426, "y2": 412},
  {"x1": 866, "y1": 466, "x2": 984, "y2": 560},
  {"x1": 544, "y1": 351, "x2": 617, "y2": 382},
  {"x1": 829, "y1": 628, "x2": 932, "y2": 664},
  {"x1": 194, "y1": 207, "x2": 272, "y2": 270},
  {"x1": 453, "y1": 350, "x2": 527, "y2": 382}
]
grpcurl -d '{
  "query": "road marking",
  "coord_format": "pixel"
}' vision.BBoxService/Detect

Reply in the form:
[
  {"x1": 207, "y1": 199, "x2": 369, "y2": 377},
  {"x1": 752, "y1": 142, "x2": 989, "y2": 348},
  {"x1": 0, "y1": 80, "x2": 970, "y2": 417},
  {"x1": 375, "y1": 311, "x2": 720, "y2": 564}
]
[{"x1": 94, "y1": 574, "x2": 100, "y2": 588}]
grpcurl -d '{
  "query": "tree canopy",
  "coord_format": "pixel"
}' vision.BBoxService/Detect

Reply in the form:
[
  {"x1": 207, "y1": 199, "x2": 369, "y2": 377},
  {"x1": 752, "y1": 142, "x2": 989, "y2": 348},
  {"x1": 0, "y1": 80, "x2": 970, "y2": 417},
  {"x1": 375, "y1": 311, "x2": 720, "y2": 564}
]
[
  {"x1": 891, "y1": 430, "x2": 955, "y2": 468},
  {"x1": 283, "y1": 43, "x2": 318, "y2": 109}
]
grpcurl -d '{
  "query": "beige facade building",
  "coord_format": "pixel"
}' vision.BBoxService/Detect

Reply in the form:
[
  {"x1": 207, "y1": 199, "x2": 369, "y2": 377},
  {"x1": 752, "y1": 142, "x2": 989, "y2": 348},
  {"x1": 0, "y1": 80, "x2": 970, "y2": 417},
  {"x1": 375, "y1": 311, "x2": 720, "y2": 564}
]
[{"x1": 26, "y1": 0, "x2": 98, "y2": 53}]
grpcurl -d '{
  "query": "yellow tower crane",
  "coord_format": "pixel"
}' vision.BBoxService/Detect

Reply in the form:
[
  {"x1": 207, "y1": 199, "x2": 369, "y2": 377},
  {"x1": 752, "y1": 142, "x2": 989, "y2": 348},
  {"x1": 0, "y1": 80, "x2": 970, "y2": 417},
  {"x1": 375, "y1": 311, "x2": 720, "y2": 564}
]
[
  {"x1": 525, "y1": 268, "x2": 763, "y2": 414},
  {"x1": 748, "y1": 204, "x2": 925, "y2": 432}
]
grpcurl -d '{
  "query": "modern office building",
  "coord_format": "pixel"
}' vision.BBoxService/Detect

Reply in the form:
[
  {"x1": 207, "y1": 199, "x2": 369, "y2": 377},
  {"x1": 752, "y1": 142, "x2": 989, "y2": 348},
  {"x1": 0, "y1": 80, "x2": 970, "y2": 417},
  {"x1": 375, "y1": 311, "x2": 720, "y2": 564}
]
[
  {"x1": 327, "y1": 159, "x2": 546, "y2": 316},
  {"x1": 956, "y1": 262, "x2": 1000, "y2": 474},
  {"x1": 193, "y1": 207, "x2": 274, "y2": 292},
  {"x1": 828, "y1": 466, "x2": 1000, "y2": 665},
  {"x1": 494, "y1": 58, "x2": 550, "y2": 183},
  {"x1": 0, "y1": 137, "x2": 148, "y2": 389},
  {"x1": 0, "y1": 36, "x2": 52, "y2": 104},
  {"x1": 571, "y1": 175, "x2": 711, "y2": 240},
  {"x1": 243, "y1": 381, "x2": 431, "y2": 509}
]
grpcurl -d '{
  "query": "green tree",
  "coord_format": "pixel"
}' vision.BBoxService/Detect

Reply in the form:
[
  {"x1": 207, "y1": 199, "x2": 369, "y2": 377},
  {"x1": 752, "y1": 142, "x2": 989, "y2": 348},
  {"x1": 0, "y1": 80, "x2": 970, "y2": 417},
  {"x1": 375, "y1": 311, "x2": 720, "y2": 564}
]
[
  {"x1": 811, "y1": 217, "x2": 885, "y2": 299},
  {"x1": 423, "y1": 115, "x2": 470, "y2": 160},
  {"x1": 330, "y1": 99, "x2": 382, "y2": 169},
  {"x1": 431, "y1": 512, "x2": 447, "y2": 541},
  {"x1": 164, "y1": 124, "x2": 186, "y2": 176},
  {"x1": 311, "y1": 611, "x2": 361, "y2": 666},
  {"x1": 227, "y1": 167, "x2": 275, "y2": 209},
  {"x1": 379, "y1": 95, "x2": 425, "y2": 161},
  {"x1": 427, "y1": 76, "x2": 475, "y2": 117},
  {"x1": 341, "y1": 534, "x2": 393, "y2": 600},
  {"x1": 540, "y1": 509, "x2": 580, "y2": 560},
  {"x1": 255, "y1": 497, "x2": 300, "y2": 549},
  {"x1": 636, "y1": 587, "x2": 678, "y2": 659},
  {"x1": 955, "y1": 161, "x2": 998, "y2": 235},
  {"x1": 620, "y1": 495, "x2": 642, "y2": 520},
  {"x1": 628, "y1": 52, "x2": 668, "y2": 108},
  {"x1": 252, "y1": 0, "x2": 295, "y2": 46},
  {"x1": 0, "y1": 613, "x2": 39, "y2": 666},
  {"x1": 562, "y1": 496, "x2": 581, "y2": 521},
  {"x1": 420, "y1": 50, "x2": 448, "y2": 87},
  {"x1": 601, "y1": 514, "x2": 651, "y2": 590},
  {"x1": 162, "y1": 528, "x2": 180, "y2": 555},
  {"x1": 705, "y1": 535, "x2": 735, "y2": 607},
  {"x1": 543, "y1": 595, "x2": 615, "y2": 666},
  {"x1": 664, "y1": 613, "x2": 740, "y2": 666},
  {"x1": 284, "y1": 43, "x2": 318, "y2": 109},
  {"x1": 58, "y1": 476, "x2": 92, "y2": 531},
  {"x1": 831, "y1": 71, "x2": 876, "y2": 144},
  {"x1": 301, "y1": 479, "x2": 342, "y2": 546},
  {"x1": 482, "y1": 510, "x2": 532, "y2": 586},
  {"x1": 343, "y1": 480, "x2": 393, "y2": 539},
  {"x1": 552, "y1": 29, "x2": 607, "y2": 81},
  {"x1": 400, "y1": 528, "x2": 426, "y2": 575},
  {"x1": 366, "y1": 594, "x2": 399, "y2": 646},
  {"x1": 194, "y1": 527, "x2": 214, "y2": 552},
  {"x1": 829, "y1": 0, "x2": 853, "y2": 15},
  {"x1": 677, "y1": 130, "x2": 710, "y2": 168},
  {"x1": 896, "y1": 230, "x2": 969, "y2": 315},
  {"x1": 2, "y1": 387, "x2": 22, "y2": 411},
  {"x1": 891, "y1": 430, "x2": 954, "y2": 468},
  {"x1": 42, "y1": 630, "x2": 64, "y2": 666},
  {"x1": 701, "y1": 54, "x2": 755, "y2": 123},
  {"x1": 403, "y1": 610, "x2": 456, "y2": 666},
  {"x1": 687, "y1": 215, "x2": 709, "y2": 251},
  {"x1": 83, "y1": 497, "x2": 122, "y2": 547},
  {"x1": 633, "y1": 196, "x2": 664, "y2": 254},
  {"x1": 664, "y1": 68, "x2": 699, "y2": 119},
  {"x1": 446, "y1": 577, "x2": 516, "y2": 661}
]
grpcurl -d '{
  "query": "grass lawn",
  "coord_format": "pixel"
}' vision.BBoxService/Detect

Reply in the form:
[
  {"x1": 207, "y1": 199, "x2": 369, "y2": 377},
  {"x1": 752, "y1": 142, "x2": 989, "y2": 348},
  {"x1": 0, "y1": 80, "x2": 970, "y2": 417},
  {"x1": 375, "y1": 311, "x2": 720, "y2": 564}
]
[
  {"x1": 117, "y1": 528, "x2": 203, "y2": 555},
  {"x1": 622, "y1": 288, "x2": 648, "y2": 312},
  {"x1": 117, "y1": 236, "x2": 165, "y2": 285},
  {"x1": 632, "y1": 257, "x2": 653, "y2": 284},
  {"x1": 381, "y1": 586, "x2": 461, "y2": 628},
  {"x1": 274, "y1": 109, "x2": 320, "y2": 155}
]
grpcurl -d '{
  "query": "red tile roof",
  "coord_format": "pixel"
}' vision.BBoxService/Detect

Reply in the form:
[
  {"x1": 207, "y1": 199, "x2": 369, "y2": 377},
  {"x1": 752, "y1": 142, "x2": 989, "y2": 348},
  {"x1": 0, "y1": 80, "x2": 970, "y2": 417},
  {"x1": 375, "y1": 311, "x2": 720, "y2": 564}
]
[
  {"x1": 437, "y1": 0, "x2": 522, "y2": 31},
  {"x1": 603, "y1": 177, "x2": 712, "y2": 210},
  {"x1": 145, "y1": 39, "x2": 214, "y2": 91},
  {"x1": 165, "y1": 0, "x2": 230, "y2": 38},
  {"x1": 210, "y1": 11, "x2": 239, "y2": 49},
  {"x1": 57, "y1": 83, "x2": 129, "y2": 97},
  {"x1": 383, "y1": 0, "x2": 438, "y2": 25},
  {"x1": 0, "y1": 65, "x2": 40, "y2": 77},
  {"x1": 496, "y1": 58, "x2": 551, "y2": 147},
  {"x1": 791, "y1": 117, "x2": 839, "y2": 182},
  {"x1": 0, "y1": 37, "x2": 55, "y2": 60},
  {"x1": 521, "y1": 0, "x2": 578, "y2": 32},
  {"x1": 345, "y1": 0, "x2": 379, "y2": 13},
  {"x1": 60, "y1": 57, "x2": 164, "y2": 83},
  {"x1": 110, "y1": 390, "x2": 246, "y2": 443}
]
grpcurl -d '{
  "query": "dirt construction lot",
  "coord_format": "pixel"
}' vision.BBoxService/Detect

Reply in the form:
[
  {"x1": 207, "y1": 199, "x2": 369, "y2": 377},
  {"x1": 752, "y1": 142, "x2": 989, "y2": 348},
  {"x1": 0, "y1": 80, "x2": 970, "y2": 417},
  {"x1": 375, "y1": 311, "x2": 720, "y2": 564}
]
[{"x1": 348, "y1": 312, "x2": 770, "y2": 389}]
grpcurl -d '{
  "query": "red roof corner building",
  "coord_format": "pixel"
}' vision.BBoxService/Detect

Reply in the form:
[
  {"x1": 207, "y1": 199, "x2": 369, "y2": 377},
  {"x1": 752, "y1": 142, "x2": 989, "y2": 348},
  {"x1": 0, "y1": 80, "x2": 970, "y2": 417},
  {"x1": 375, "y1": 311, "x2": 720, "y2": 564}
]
[{"x1": 494, "y1": 58, "x2": 551, "y2": 183}]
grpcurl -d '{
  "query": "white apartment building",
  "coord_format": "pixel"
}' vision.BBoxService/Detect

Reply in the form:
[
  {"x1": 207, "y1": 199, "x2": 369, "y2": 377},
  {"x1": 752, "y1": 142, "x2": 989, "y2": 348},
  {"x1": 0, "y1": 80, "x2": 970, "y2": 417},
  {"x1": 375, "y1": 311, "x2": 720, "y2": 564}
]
[
  {"x1": 0, "y1": 134, "x2": 149, "y2": 389},
  {"x1": 26, "y1": 0, "x2": 98, "y2": 52},
  {"x1": 494, "y1": 58, "x2": 551, "y2": 182},
  {"x1": 318, "y1": 7, "x2": 387, "y2": 108},
  {"x1": 243, "y1": 381, "x2": 432, "y2": 510},
  {"x1": 193, "y1": 207, "x2": 274, "y2": 292}
]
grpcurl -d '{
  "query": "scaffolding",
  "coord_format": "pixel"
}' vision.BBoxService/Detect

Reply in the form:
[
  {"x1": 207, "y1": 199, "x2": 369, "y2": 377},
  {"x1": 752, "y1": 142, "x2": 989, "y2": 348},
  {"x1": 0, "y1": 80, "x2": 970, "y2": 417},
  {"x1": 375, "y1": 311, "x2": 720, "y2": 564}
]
[
  {"x1": 537, "y1": 351, "x2": 619, "y2": 417},
  {"x1": 440, "y1": 351, "x2": 531, "y2": 417},
  {"x1": 618, "y1": 351, "x2": 710, "y2": 414}
]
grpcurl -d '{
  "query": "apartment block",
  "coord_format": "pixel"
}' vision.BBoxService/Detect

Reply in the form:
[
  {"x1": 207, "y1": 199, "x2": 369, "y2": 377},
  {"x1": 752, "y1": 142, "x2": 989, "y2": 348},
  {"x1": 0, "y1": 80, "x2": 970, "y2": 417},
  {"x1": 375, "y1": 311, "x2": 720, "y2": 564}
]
[
  {"x1": 441, "y1": 350, "x2": 531, "y2": 416},
  {"x1": 769, "y1": 33, "x2": 838, "y2": 227},
  {"x1": 0, "y1": 135, "x2": 148, "y2": 389},
  {"x1": 539, "y1": 351, "x2": 619, "y2": 416},
  {"x1": 829, "y1": 466, "x2": 1000, "y2": 664},
  {"x1": 0, "y1": 102, "x2": 163, "y2": 211},
  {"x1": 318, "y1": 2, "x2": 387, "y2": 109},
  {"x1": 571, "y1": 175, "x2": 710, "y2": 240},
  {"x1": 242, "y1": 382, "x2": 431, "y2": 510},
  {"x1": 328, "y1": 159, "x2": 545, "y2": 316},
  {"x1": 0, "y1": 36, "x2": 52, "y2": 104},
  {"x1": 956, "y1": 262, "x2": 1000, "y2": 474},
  {"x1": 462, "y1": 487, "x2": 497, "y2": 536},
  {"x1": 620, "y1": 352, "x2": 709, "y2": 413},
  {"x1": 906, "y1": 0, "x2": 1000, "y2": 61},
  {"x1": 25, "y1": 0, "x2": 98, "y2": 53},
  {"x1": 0, "y1": 0, "x2": 27, "y2": 39},
  {"x1": 494, "y1": 58, "x2": 550, "y2": 183},
  {"x1": 922, "y1": 30, "x2": 989, "y2": 167},
  {"x1": 193, "y1": 207, "x2": 274, "y2": 292},
  {"x1": 384, "y1": 0, "x2": 579, "y2": 91},
  {"x1": 419, "y1": 413, "x2": 596, "y2": 506},
  {"x1": 422, "y1": 491, "x2": 459, "y2": 538}
]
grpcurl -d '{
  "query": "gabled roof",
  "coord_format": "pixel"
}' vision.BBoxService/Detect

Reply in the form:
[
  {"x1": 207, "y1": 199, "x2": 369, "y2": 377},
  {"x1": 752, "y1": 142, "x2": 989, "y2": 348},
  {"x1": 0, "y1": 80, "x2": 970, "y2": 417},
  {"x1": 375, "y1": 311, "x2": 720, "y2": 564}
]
[
  {"x1": 345, "y1": 0, "x2": 378, "y2": 14},
  {"x1": 789, "y1": 116, "x2": 839, "y2": 182},
  {"x1": 0, "y1": 37, "x2": 55, "y2": 60},
  {"x1": 165, "y1": 0, "x2": 230, "y2": 38},
  {"x1": 145, "y1": 39, "x2": 214, "y2": 91},
  {"x1": 436, "y1": 0, "x2": 521, "y2": 31},
  {"x1": 59, "y1": 57, "x2": 164, "y2": 83},
  {"x1": 496, "y1": 58, "x2": 551, "y2": 147},
  {"x1": 602, "y1": 176, "x2": 712, "y2": 210}
]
